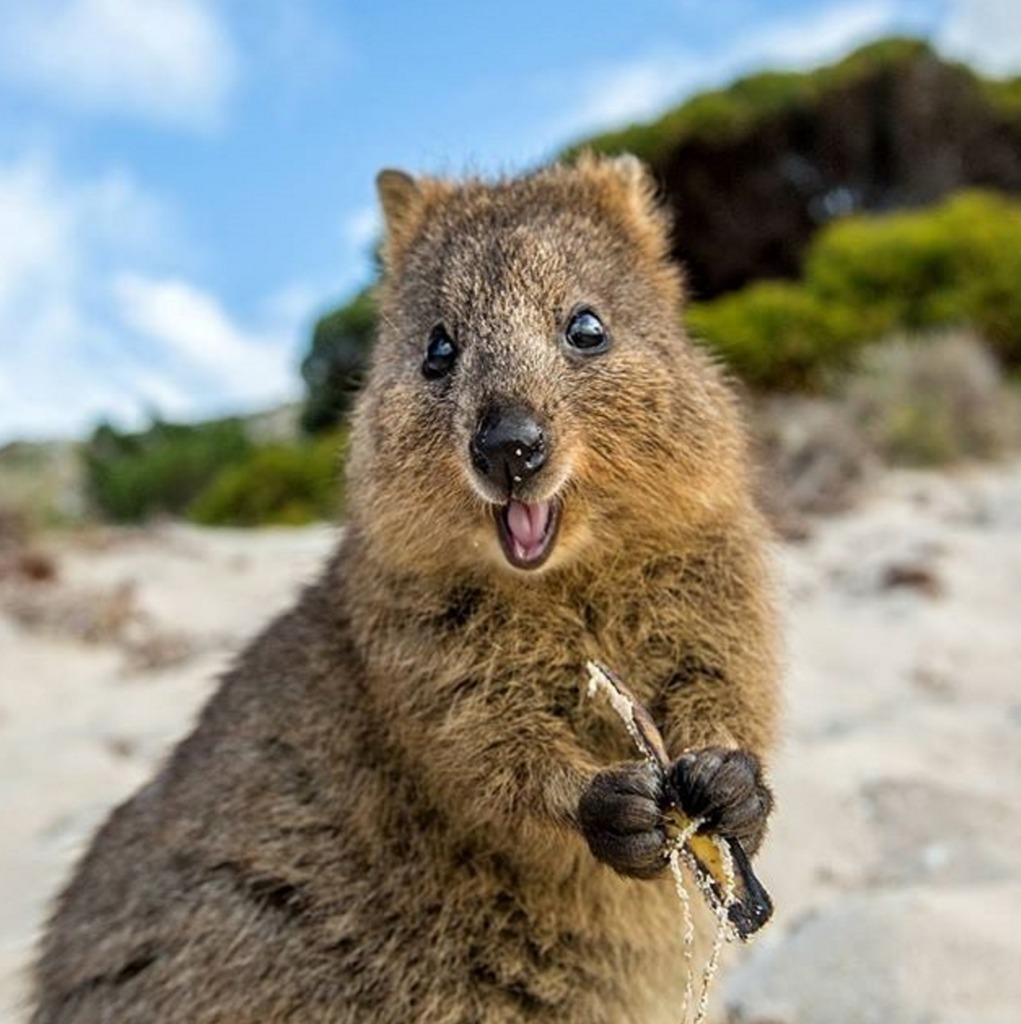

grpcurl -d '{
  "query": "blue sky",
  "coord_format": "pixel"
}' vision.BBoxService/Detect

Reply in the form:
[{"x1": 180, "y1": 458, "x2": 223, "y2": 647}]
[{"x1": 0, "y1": 0, "x2": 1017, "y2": 442}]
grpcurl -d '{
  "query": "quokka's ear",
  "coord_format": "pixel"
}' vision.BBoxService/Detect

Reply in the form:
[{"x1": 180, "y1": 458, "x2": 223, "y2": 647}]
[
  {"x1": 376, "y1": 169, "x2": 451, "y2": 268},
  {"x1": 377, "y1": 169, "x2": 419, "y2": 231},
  {"x1": 573, "y1": 150, "x2": 670, "y2": 250},
  {"x1": 601, "y1": 152, "x2": 654, "y2": 197},
  {"x1": 376, "y1": 169, "x2": 421, "y2": 267}
]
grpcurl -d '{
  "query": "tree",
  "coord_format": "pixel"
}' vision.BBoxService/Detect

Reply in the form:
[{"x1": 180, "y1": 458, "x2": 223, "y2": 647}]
[{"x1": 300, "y1": 288, "x2": 377, "y2": 434}]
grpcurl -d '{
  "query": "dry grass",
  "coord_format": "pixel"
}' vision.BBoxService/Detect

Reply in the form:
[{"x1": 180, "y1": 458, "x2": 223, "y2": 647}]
[
  {"x1": 842, "y1": 329, "x2": 1021, "y2": 466},
  {"x1": 0, "y1": 507, "x2": 58, "y2": 584},
  {"x1": 749, "y1": 396, "x2": 876, "y2": 537},
  {"x1": 748, "y1": 331, "x2": 1021, "y2": 534}
]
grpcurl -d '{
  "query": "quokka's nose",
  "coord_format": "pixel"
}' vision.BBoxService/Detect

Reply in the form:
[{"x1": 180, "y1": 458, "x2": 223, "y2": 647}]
[{"x1": 470, "y1": 405, "x2": 547, "y2": 491}]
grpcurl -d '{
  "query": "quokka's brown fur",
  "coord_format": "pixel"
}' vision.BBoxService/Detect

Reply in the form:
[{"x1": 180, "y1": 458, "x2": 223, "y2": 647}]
[{"x1": 31, "y1": 155, "x2": 780, "y2": 1024}]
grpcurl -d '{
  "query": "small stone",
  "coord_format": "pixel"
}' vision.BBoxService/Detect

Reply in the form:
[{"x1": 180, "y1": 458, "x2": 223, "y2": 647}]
[{"x1": 879, "y1": 562, "x2": 944, "y2": 598}]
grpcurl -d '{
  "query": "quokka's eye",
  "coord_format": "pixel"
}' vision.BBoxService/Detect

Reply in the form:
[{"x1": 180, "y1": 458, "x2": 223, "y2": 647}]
[
  {"x1": 564, "y1": 309, "x2": 611, "y2": 355},
  {"x1": 422, "y1": 325, "x2": 458, "y2": 380}
]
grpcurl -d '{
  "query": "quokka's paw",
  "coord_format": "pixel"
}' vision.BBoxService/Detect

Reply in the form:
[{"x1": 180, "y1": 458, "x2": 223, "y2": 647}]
[
  {"x1": 578, "y1": 761, "x2": 668, "y2": 879},
  {"x1": 664, "y1": 747, "x2": 773, "y2": 855}
]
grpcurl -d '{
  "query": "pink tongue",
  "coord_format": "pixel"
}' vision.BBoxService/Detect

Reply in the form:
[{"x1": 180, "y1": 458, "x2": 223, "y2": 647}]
[{"x1": 506, "y1": 500, "x2": 551, "y2": 556}]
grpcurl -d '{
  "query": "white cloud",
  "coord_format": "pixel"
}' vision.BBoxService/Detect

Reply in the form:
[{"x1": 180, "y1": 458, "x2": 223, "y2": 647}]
[
  {"x1": 557, "y1": 0, "x2": 908, "y2": 138},
  {"x1": 0, "y1": 154, "x2": 302, "y2": 442},
  {"x1": 747, "y1": 1, "x2": 908, "y2": 68},
  {"x1": 0, "y1": 156, "x2": 156, "y2": 437},
  {"x1": 0, "y1": 0, "x2": 237, "y2": 128},
  {"x1": 0, "y1": 159, "x2": 75, "y2": 314},
  {"x1": 939, "y1": 0, "x2": 1021, "y2": 74},
  {"x1": 112, "y1": 273, "x2": 295, "y2": 409}
]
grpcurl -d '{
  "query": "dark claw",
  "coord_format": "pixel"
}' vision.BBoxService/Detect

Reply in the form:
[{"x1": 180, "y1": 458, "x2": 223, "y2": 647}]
[
  {"x1": 664, "y1": 747, "x2": 773, "y2": 854},
  {"x1": 578, "y1": 762, "x2": 668, "y2": 879}
]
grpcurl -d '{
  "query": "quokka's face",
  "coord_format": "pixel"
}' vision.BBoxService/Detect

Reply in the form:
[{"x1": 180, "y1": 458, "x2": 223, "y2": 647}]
[{"x1": 347, "y1": 158, "x2": 734, "y2": 579}]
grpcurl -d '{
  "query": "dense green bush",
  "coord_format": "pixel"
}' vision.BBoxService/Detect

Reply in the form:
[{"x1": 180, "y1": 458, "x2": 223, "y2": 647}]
[
  {"x1": 688, "y1": 190, "x2": 1021, "y2": 388},
  {"x1": 189, "y1": 433, "x2": 346, "y2": 526},
  {"x1": 983, "y1": 74, "x2": 1021, "y2": 124},
  {"x1": 84, "y1": 419, "x2": 253, "y2": 522},
  {"x1": 805, "y1": 191, "x2": 1021, "y2": 363},
  {"x1": 686, "y1": 282, "x2": 859, "y2": 390},
  {"x1": 300, "y1": 289, "x2": 377, "y2": 434}
]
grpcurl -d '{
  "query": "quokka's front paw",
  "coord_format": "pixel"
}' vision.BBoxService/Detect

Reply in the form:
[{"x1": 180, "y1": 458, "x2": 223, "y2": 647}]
[
  {"x1": 664, "y1": 747, "x2": 773, "y2": 855},
  {"x1": 578, "y1": 762, "x2": 668, "y2": 879}
]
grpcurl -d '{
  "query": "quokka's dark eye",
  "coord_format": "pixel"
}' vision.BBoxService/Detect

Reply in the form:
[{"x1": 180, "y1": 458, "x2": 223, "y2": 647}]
[
  {"x1": 422, "y1": 325, "x2": 458, "y2": 380},
  {"x1": 564, "y1": 309, "x2": 611, "y2": 355}
]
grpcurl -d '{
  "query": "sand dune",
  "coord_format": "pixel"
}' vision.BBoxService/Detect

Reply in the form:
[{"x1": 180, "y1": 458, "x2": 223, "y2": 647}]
[{"x1": 2, "y1": 465, "x2": 1019, "y2": 1023}]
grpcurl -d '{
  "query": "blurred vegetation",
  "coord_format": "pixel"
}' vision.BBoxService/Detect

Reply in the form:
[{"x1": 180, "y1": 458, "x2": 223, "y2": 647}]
[
  {"x1": 806, "y1": 192, "x2": 1021, "y2": 365},
  {"x1": 686, "y1": 283, "x2": 858, "y2": 390},
  {"x1": 85, "y1": 419, "x2": 254, "y2": 523},
  {"x1": 567, "y1": 39, "x2": 960, "y2": 165},
  {"x1": 688, "y1": 191, "x2": 1021, "y2": 389},
  {"x1": 0, "y1": 441, "x2": 85, "y2": 527},
  {"x1": 750, "y1": 329, "x2": 1021, "y2": 534},
  {"x1": 300, "y1": 288, "x2": 377, "y2": 434},
  {"x1": 190, "y1": 432, "x2": 345, "y2": 526},
  {"x1": 982, "y1": 75, "x2": 1021, "y2": 124},
  {"x1": 842, "y1": 331, "x2": 1021, "y2": 466},
  {"x1": 564, "y1": 36, "x2": 1021, "y2": 299},
  {"x1": 84, "y1": 418, "x2": 344, "y2": 526}
]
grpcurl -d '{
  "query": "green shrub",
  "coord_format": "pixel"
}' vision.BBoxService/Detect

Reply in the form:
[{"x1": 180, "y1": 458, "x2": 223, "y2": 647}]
[
  {"x1": 189, "y1": 432, "x2": 346, "y2": 526},
  {"x1": 686, "y1": 282, "x2": 859, "y2": 390},
  {"x1": 689, "y1": 190, "x2": 1021, "y2": 389},
  {"x1": 300, "y1": 289, "x2": 377, "y2": 434},
  {"x1": 805, "y1": 191, "x2": 1021, "y2": 363},
  {"x1": 982, "y1": 74, "x2": 1021, "y2": 124},
  {"x1": 805, "y1": 212, "x2": 958, "y2": 335},
  {"x1": 943, "y1": 197, "x2": 1021, "y2": 364},
  {"x1": 84, "y1": 419, "x2": 253, "y2": 522}
]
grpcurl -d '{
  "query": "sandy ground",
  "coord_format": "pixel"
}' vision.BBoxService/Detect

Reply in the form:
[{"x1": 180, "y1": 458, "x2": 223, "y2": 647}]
[{"x1": 2, "y1": 465, "x2": 1020, "y2": 1023}]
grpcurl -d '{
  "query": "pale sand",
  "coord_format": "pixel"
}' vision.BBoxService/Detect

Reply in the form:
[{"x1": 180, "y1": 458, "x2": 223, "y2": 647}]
[{"x1": 2, "y1": 465, "x2": 1020, "y2": 1023}]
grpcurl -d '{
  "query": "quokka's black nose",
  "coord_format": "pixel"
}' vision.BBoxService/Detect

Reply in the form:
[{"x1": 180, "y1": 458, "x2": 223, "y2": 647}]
[{"x1": 470, "y1": 405, "x2": 547, "y2": 491}]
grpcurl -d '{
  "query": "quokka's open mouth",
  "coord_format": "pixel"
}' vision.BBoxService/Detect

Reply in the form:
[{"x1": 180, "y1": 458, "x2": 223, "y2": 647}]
[{"x1": 494, "y1": 499, "x2": 560, "y2": 570}]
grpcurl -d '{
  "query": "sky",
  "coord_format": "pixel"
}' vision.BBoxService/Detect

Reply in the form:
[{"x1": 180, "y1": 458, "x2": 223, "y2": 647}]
[{"x1": 0, "y1": 0, "x2": 1018, "y2": 443}]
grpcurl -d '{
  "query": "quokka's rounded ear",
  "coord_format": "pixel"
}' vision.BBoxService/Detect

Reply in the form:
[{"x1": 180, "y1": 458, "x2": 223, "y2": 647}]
[
  {"x1": 573, "y1": 150, "x2": 672, "y2": 257},
  {"x1": 376, "y1": 169, "x2": 423, "y2": 266},
  {"x1": 575, "y1": 151, "x2": 660, "y2": 216},
  {"x1": 377, "y1": 170, "x2": 419, "y2": 230},
  {"x1": 375, "y1": 169, "x2": 456, "y2": 268},
  {"x1": 603, "y1": 153, "x2": 653, "y2": 194}
]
